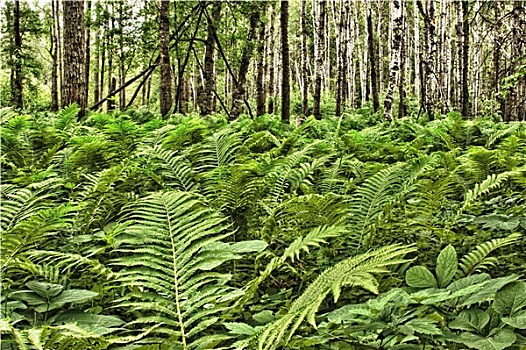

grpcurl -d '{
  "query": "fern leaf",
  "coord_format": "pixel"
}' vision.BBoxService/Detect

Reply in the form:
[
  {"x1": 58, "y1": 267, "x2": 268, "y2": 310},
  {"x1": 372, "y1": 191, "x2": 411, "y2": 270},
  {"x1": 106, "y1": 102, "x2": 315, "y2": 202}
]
[
  {"x1": 111, "y1": 191, "x2": 239, "y2": 349},
  {"x1": 457, "y1": 233, "x2": 521, "y2": 277},
  {"x1": 244, "y1": 244, "x2": 416, "y2": 350}
]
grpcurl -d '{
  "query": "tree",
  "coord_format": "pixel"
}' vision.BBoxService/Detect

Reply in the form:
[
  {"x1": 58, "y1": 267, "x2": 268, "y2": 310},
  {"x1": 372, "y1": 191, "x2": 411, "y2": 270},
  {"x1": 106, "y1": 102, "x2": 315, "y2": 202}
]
[
  {"x1": 200, "y1": 2, "x2": 221, "y2": 116},
  {"x1": 313, "y1": 0, "x2": 326, "y2": 119},
  {"x1": 11, "y1": 0, "x2": 23, "y2": 109},
  {"x1": 159, "y1": 0, "x2": 172, "y2": 118},
  {"x1": 62, "y1": 0, "x2": 86, "y2": 117},
  {"x1": 367, "y1": 7, "x2": 379, "y2": 113},
  {"x1": 383, "y1": 0, "x2": 403, "y2": 121},
  {"x1": 280, "y1": 0, "x2": 290, "y2": 123},
  {"x1": 300, "y1": 0, "x2": 308, "y2": 116},
  {"x1": 230, "y1": 3, "x2": 260, "y2": 120}
]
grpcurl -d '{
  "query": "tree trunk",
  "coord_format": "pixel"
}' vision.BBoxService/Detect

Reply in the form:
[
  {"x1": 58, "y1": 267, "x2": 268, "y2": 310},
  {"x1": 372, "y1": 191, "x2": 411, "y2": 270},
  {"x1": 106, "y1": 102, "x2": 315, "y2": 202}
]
[
  {"x1": 398, "y1": 1, "x2": 407, "y2": 119},
  {"x1": 383, "y1": 0, "x2": 403, "y2": 121},
  {"x1": 505, "y1": 1, "x2": 526, "y2": 121},
  {"x1": 11, "y1": 0, "x2": 23, "y2": 109},
  {"x1": 50, "y1": 0, "x2": 59, "y2": 111},
  {"x1": 230, "y1": 3, "x2": 260, "y2": 120},
  {"x1": 256, "y1": 6, "x2": 266, "y2": 117},
  {"x1": 280, "y1": 0, "x2": 290, "y2": 123},
  {"x1": 93, "y1": 30, "x2": 100, "y2": 104},
  {"x1": 159, "y1": 0, "x2": 173, "y2": 118},
  {"x1": 267, "y1": 5, "x2": 275, "y2": 114},
  {"x1": 461, "y1": 0, "x2": 470, "y2": 118},
  {"x1": 313, "y1": 0, "x2": 326, "y2": 119},
  {"x1": 335, "y1": 0, "x2": 344, "y2": 117},
  {"x1": 62, "y1": 0, "x2": 86, "y2": 116},
  {"x1": 367, "y1": 8, "x2": 379, "y2": 112},
  {"x1": 85, "y1": 0, "x2": 91, "y2": 109},
  {"x1": 200, "y1": 1, "x2": 221, "y2": 116},
  {"x1": 413, "y1": 0, "x2": 420, "y2": 102},
  {"x1": 107, "y1": 9, "x2": 114, "y2": 111},
  {"x1": 300, "y1": 0, "x2": 309, "y2": 116}
]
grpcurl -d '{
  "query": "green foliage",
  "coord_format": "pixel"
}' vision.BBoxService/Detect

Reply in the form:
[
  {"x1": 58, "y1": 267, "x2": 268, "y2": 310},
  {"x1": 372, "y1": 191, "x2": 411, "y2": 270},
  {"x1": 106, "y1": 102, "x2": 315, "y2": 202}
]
[{"x1": 1, "y1": 107, "x2": 525, "y2": 349}]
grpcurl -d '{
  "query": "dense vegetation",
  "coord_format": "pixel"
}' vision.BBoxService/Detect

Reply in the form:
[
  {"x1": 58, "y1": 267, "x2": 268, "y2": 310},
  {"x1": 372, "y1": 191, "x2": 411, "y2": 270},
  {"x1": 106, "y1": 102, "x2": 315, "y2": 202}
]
[{"x1": 1, "y1": 105, "x2": 526, "y2": 349}]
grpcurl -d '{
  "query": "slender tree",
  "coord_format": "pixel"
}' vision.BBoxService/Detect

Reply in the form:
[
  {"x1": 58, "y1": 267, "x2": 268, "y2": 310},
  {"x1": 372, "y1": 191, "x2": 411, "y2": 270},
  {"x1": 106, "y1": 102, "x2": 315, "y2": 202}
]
[
  {"x1": 159, "y1": 0, "x2": 173, "y2": 117},
  {"x1": 367, "y1": 7, "x2": 379, "y2": 112},
  {"x1": 200, "y1": 1, "x2": 221, "y2": 116},
  {"x1": 280, "y1": 0, "x2": 290, "y2": 123},
  {"x1": 256, "y1": 7, "x2": 266, "y2": 117},
  {"x1": 461, "y1": 0, "x2": 470, "y2": 118},
  {"x1": 313, "y1": 0, "x2": 326, "y2": 119},
  {"x1": 50, "y1": 0, "x2": 59, "y2": 111},
  {"x1": 85, "y1": 0, "x2": 92, "y2": 108},
  {"x1": 267, "y1": 5, "x2": 275, "y2": 114},
  {"x1": 230, "y1": 3, "x2": 260, "y2": 120},
  {"x1": 11, "y1": 0, "x2": 23, "y2": 109},
  {"x1": 383, "y1": 0, "x2": 403, "y2": 121},
  {"x1": 62, "y1": 0, "x2": 86, "y2": 116},
  {"x1": 300, "y1": 0, "x2": 308, "y2": 116}
]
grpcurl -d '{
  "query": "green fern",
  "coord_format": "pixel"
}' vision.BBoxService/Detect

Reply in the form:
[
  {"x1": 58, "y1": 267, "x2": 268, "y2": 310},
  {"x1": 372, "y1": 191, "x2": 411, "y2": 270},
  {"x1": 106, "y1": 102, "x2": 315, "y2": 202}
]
[
  {"x1": 237, "y1": 244, "x2": 416, "y2": 350},
  {"x1": 457, "y1": 233, "x2": 522, "y2": 277},
  {"x1": 110, "y1": 191, "x2": 240, "y2": 349},
  {"x1": 456, "y1": 171, "x2": 520, "y2": 218}
]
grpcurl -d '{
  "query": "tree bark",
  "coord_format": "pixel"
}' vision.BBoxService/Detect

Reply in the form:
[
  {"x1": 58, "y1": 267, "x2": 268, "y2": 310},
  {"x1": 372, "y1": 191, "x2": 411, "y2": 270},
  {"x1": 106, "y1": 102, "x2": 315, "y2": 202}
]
[
  {"x1": 300, "y1": 0, "x2": 309, "y2": 116},
  {"x1": 230, "y1": 3, "x2": 260, "y2": 120},
  {"x1": 256, "y1": 6, "x2": 266, "y2": 117},
  {"x1": 267, "y1": 5, "x2": 275, "y2": 114},
  {"x1": 383, "y1": 0, "x2": 403, "y2": 121},
  {"x1": 200, "y1": 2, "x2": 221, "y2": 116},
  {"x1": 50, "y1": 0, "x2": 59, "y2": 111},
  {"x1": 62, "y1": 0, "x2": 86, "y2": 116},
  {"x1": 461, "y1": 0, "x2": 470, "y2": 118},
  {"x1": 313, "y1": 0, "x2": 326, "y2": 119},
  {"x1": 11, "y1": 0, "x2": 23, "y2": 109},
  {"x1": 367, "y1": 8, "x2": 379, "y2": 112},
  {"x1": 85, "y1": 0, "x2": 91, "y2": 109},
  {"x1": 398, "y1": 1, "x2": 407, "y2": 119},
  {"x1": 280, "y1": 0, "x2": 290, "y2": 123},
  {"x1": 159, "y1": 0, "x2": 173, "y2": 118},
  {"x1": 93, "y1": 29, "x2": 100, "y2": 105}
]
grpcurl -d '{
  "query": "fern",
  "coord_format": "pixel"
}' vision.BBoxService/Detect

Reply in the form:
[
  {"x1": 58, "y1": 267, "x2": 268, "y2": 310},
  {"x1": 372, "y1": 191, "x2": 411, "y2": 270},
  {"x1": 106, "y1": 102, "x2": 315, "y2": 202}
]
[
  {"x1": 456, "y1": 171, "x2": 520, "y2": 218},
  {"x1": 193, "y1": 129, "x2": 241, "y2": 173},
  {"x1": 110, "y1": 191, "x2": 240, "y2": 349},
  {"x1": 237, "y1": 244, "x2": 416, "y2": 350},
  {"x1": 457, "y1": 233, "x2": 521, "y2": 277}
]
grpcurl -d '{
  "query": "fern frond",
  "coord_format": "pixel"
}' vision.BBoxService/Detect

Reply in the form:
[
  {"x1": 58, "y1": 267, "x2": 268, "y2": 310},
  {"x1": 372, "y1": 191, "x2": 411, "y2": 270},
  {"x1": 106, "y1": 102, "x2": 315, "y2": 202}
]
[
  {"x1": 240, "y1": 244, "x2": 416, "y2": 350},
  {"x1": 111, "y1": 191, "x2": 238, "y2": 349},
  {"x1": 456, "y1": 171, "x2": 519, "y2": 218},
  {"x1": 140, "y1": 144, "x2": 197, "y2": 191},
  {"x1": 193, "y1": 129, "x2": 241, "y2": 173},
  {"x1": 457, "y1": 233, "x2": 521, "y2": 277},
  {"x1": 485, "y1": 123, "x2": 522, "y2": 148}
]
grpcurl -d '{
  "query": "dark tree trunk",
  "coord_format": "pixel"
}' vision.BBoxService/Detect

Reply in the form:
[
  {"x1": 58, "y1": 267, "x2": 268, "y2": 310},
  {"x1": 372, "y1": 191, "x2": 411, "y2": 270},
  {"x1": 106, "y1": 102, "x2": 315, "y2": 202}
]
[
  {"x1": 267, "y1": 5, "x2": 275, "y2": 114},
  {"x1": 230, "y1": 3, "x2": 260, "y2": 120},
  {"x1": 280, "y1": 0, "x2": 290, "y2": 123},
  {"x1": 159, "y1": 0, "x2": 173, "y2": 118},
  {"x1": 93, "y1": 30, "x2": 100, "y2": 104},
  {"x1": 200, "y1": 2, "x2": 221, "y2": 116},
  {"x1": 367, "y1": 8, "x2": 379, "y2": 113},
  {"x1": 256, "y1": 12, "x2": 266, "y2": 117},
  {"x1": 398, "y1": 1, "x2": 406, "y2": 120},
  {"x1": 313, "y1": 0, "x2": 326, "y2": 119},
  {"x1": 62, "y1": 0, "x2": 86, "y2": 116},
  {"x1": 50, "y1": 0, "x2": 59, "y2": 111},
  {"x1": 461, "y1": 0, "x2": 470, "y2": 118},
  {"x1": 107, "y1": 10, "x2": 114, "y2": 111},
  {"x1": 11, "y1": 0, "x2": 23, "y2": 109},
  {"x1": 300, "y1": 0, "x2": 308, "y2": 116},
  {"x1": 85, "y1": 0, "x2": 91, "y2": 109}
]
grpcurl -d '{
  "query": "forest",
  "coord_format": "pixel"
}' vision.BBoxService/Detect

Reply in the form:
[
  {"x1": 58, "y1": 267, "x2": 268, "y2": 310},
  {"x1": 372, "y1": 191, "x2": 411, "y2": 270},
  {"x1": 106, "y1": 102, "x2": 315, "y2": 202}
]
[{"x1": 1, "y1": 0, "x2": 526, "y2": 349}]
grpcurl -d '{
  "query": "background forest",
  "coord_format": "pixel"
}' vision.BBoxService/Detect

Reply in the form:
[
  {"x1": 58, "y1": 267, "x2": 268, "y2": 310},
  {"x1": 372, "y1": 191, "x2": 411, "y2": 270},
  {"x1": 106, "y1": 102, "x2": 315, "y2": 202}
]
[{"x1": 1, "y1": 1, "x2": 526, "y2": 350}]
